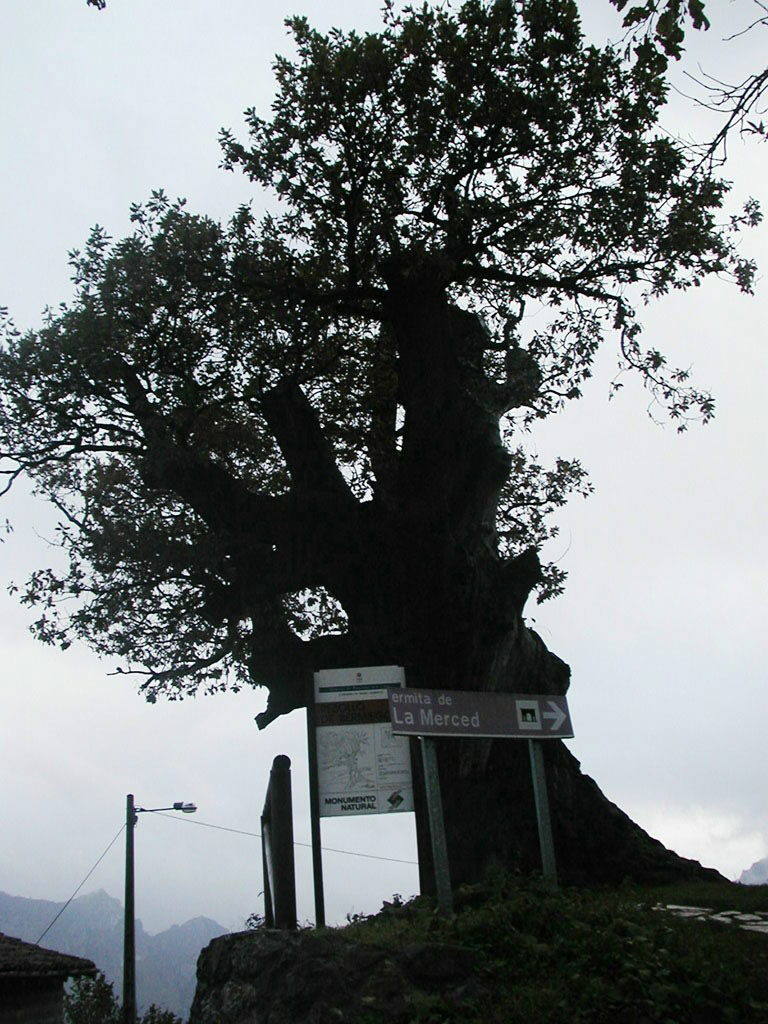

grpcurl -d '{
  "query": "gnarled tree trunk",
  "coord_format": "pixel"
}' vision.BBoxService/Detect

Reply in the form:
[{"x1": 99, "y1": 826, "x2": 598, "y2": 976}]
[{"x1": 250, "y1": 277, "x2": 719, "y2": 888}]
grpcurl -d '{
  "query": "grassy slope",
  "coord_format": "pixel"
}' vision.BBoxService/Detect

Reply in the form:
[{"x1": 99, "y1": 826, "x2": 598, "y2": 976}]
[{"x1": 342, "y1": 876, "x2": 768, "y2": 1024}]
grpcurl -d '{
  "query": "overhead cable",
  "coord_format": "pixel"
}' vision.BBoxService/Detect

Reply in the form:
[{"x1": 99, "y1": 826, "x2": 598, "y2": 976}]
[
  {"x1": 154, "y1": 811, "x2": 418, "y2": 865},
  {"x1": 36, "y1": 823, "x2": 126, "y2": 944}
]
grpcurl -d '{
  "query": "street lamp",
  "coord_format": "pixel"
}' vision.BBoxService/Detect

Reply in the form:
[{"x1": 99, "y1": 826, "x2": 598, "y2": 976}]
[{"x1": 123, "y1": 794, "x2": 197, "y2": 1023}]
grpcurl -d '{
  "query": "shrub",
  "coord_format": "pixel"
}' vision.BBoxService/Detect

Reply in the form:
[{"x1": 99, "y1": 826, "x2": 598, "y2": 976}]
[{"x1": 64, "y1": 972, "x2": 182, "y2": 1024}]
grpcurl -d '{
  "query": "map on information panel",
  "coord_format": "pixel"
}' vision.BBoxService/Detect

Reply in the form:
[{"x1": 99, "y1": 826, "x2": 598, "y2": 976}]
[{"x1": 313, "y1": 666, "x2": 414, "y2": 817}]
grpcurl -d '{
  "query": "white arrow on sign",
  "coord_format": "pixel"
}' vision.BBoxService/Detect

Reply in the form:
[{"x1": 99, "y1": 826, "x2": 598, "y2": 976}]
[{"x1": 541, "y1": 701, "x2": 566, "y2": 731}]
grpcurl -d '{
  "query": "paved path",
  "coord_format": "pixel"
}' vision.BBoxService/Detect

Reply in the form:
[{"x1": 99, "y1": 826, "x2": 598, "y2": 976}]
[{"x1": 659, "y1": 904, "x2": 768, "y2": 934}]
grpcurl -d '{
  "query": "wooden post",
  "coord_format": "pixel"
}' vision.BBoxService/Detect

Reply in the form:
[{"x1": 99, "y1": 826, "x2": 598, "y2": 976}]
[
  {"x1": 269, "y1": 755, "x2": 297, "y2": 929},
  {"x1": 261, "y1": 756, "x2": 297, "y2": 928},
  {"x1": 261, "y1": 813, "x2": 274, "y2": 928}
]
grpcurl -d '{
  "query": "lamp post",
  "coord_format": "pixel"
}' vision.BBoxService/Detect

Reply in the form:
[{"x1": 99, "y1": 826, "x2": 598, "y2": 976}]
[{"x1": 122, "y1": 794, "x2": 197, "y2": 1023}]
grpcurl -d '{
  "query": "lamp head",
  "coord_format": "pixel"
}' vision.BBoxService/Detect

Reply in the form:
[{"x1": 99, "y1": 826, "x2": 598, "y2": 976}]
[{"x1": 173, "y1": 801, "x2": 197, "y2": 814}]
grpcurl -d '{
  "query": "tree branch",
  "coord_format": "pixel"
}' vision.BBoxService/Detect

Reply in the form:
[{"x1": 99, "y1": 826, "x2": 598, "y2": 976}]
[
  {"x1": 497, "y1": 547, "x2": 543, "y2": 618},
  {"x1": 109, "y1": 356, "x2": 285, "y2": 541},
  {"x1": 260, "y1": 378, "x2": 357, "y2": 507}
]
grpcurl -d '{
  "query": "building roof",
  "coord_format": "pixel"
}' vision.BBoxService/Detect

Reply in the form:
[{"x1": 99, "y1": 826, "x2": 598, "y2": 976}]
[{"x1": 0, "y1": 932, "x2": 97, "y2": 980}]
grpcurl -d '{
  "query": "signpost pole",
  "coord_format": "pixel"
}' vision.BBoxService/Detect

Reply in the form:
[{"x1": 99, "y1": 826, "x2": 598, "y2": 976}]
[
  {"x1": 420, "y1": 737, "x2": 453, "y2": 915},
  {"x1": 306, "y1": 691, "x2": 326, "y2": 927},
  {"x1": 388, "y1": 686, "x2": 570, "y2": 895},
  {"x1": 527, "y1": 739, "x2": 558, "y2": 889},
  {"x1": 409, "y1": 736, "x2": 433, "y2": 898}
]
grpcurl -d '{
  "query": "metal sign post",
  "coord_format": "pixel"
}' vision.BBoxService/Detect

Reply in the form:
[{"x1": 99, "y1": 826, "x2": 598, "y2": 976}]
[
  {"x1": 389, "y1": 687, "x2": 573, "y2": 893},
  {"x1": 528, "y1": 739, "x2": 558, "y2": 888},
  {"x1": 306, "y1": 687, "x2": 326, "y2": 928},
  {"x1": 419, "y1": 737, "x2": 453, "y2": 915}
]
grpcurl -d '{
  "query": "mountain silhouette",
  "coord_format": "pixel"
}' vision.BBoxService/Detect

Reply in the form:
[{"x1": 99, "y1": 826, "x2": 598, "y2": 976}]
[
  {"x1": 739, "y1": 856, "x2": 768, "y2": 886},
  {"x1": 0, "y1": 888, "x2": 226, "y2": 1019}
]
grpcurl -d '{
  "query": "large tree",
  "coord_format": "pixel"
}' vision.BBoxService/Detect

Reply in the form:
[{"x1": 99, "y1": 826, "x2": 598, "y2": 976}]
[{"x1": 1, "y1": 0, "x2": 758, "y2": 887}]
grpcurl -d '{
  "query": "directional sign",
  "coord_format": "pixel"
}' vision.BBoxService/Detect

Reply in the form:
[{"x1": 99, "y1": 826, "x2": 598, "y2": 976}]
[{"x1": 388, "y1": 688, "x2": 573, "y2": 740}]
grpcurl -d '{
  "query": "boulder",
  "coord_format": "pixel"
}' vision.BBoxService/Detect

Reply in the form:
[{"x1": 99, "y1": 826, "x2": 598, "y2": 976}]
[{"x1": 189, "y1": 929, "x2": 484, "y2": 1024}]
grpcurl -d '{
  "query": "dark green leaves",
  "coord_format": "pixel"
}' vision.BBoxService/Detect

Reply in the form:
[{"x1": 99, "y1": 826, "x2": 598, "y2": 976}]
[
  {"x1": 610, "y1": 0, "x2": 710, "y2": 59},
  {"x1": 2, "y1": 0, "x2": 758, "y2": 699}
]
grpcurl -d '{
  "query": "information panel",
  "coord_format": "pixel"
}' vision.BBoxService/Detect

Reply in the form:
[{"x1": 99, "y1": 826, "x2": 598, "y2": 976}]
[{"x1": 313, "y1": 666, "x2": 413, "y2": 817}]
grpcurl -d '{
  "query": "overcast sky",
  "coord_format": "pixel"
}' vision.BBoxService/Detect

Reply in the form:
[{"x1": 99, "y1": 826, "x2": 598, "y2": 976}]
[{"x1": 0, "y1": 1, "x2": 766, "y2": 937}]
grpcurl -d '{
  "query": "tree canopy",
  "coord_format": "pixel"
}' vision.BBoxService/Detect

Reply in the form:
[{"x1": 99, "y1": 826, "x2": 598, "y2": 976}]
[
  {"x1": 1, "y1": 0, "x2": 759, "y2": 724},
  {"x1": 85, "y1": 0, "x2": 768, "y2": 153}
]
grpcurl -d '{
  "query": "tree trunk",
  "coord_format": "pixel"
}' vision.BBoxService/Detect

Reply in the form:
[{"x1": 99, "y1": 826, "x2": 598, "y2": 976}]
[
  {"x1": 250, "y1": 277, "x2": 721, "y2": 888},
  {"x1": 431, "y1": 737, "x2": 722, "y2": 888},
  {"x1": 350, "y1": 278, "x2": 721, "y2": 888}
]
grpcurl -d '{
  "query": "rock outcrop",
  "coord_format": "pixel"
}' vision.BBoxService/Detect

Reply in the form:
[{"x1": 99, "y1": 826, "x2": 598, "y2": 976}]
[{"x1": 190, "y1": 928, "x2": 484, "y2": 1024}]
